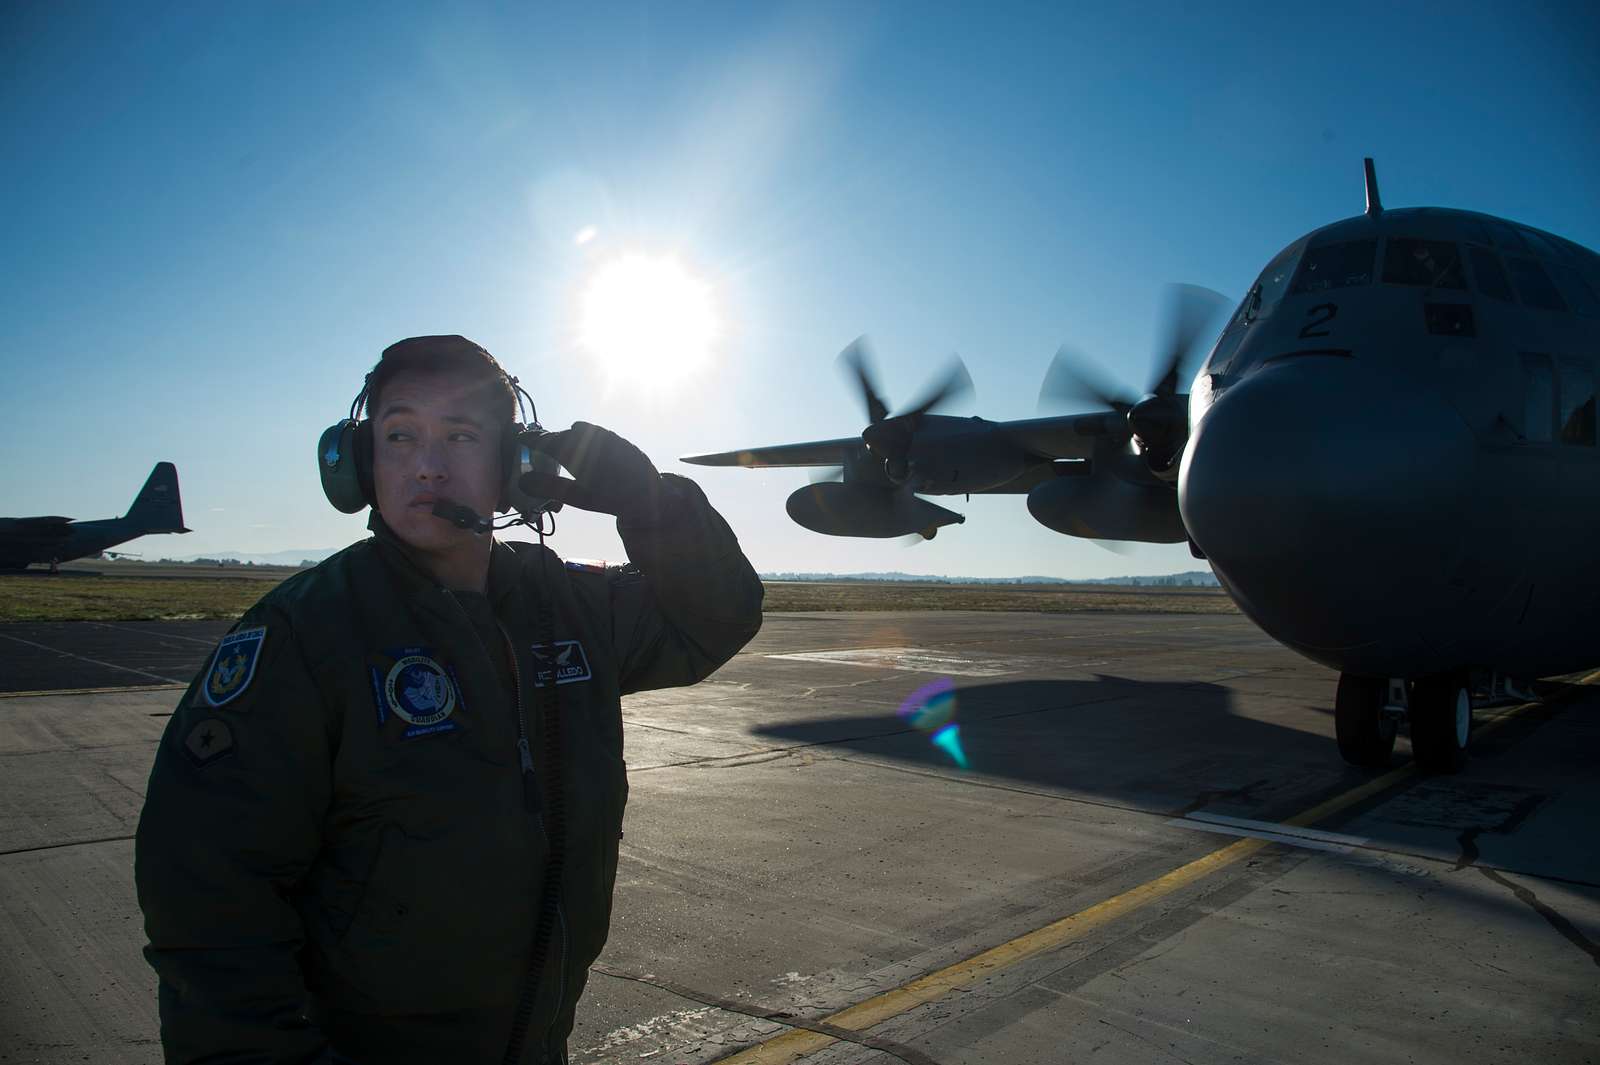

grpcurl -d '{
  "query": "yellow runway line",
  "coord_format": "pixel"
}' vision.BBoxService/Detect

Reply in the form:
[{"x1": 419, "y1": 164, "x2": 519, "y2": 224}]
[
  {"x1": 715, "y1": 673, "x2": 1600, "y2": 1064},
  {"x1": 717, "y1": 836, "x2": 1268, "y2": 1064}
]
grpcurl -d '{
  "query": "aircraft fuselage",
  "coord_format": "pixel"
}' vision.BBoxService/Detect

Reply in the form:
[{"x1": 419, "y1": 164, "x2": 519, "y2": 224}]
[{"x1": 1181, "y1": 206, "x2": 1599, "y2": 682}]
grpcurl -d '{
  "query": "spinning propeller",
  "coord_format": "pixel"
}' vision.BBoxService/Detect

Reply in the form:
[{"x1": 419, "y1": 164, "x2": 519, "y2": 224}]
[
  {"x1": 1038, "y1": 284, "x2": 1228, "y2": 472},
  {"x1": 839, "y1": 337, "x2": 974, "y2": 484}
]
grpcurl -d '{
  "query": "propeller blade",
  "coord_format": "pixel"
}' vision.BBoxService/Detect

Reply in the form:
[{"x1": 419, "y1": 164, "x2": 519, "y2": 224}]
[
  {"x1": 1092, "y1": 538, "x2": 1136, "y2": 556},
  {"x1": 1147, "y1": 284, "x2": 1230, "y2": 397},
  {"x1": 838, "y1": 337, "x2": 891, "y2": 425},
  {"x1": 1037, "y1": 346, "x2": 1137, "y2": 415},
  {"x1": 897, "y1": 354, "x2": 974, "y2": 420},
  {"x1": 807, "y1": 465, "x2": 845, "y2": 485}
]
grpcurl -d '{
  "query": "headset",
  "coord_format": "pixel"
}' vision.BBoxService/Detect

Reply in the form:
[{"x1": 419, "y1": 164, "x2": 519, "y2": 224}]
[{"x1": 316, "y1": 337, "x2": 561, "y2": 531}]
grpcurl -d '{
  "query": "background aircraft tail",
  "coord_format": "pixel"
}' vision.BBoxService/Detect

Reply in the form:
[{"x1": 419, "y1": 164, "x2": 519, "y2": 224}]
[{"x1": 124, "y1": 462, "x2": 190, "y2": 533}]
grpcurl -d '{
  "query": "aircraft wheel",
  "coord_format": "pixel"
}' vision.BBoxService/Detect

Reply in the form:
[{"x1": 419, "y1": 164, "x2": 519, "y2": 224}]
[
  {"x1": 1334, "y1": 673, "x2": 1395, "y2": 768},
  {"x1": 1410, "y1": 672, "x2": 1472, "y2": 774}
]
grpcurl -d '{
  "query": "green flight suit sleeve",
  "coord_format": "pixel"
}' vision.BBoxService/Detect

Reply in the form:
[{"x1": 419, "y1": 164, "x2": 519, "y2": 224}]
[
  {"x1": 611, "y1": 472, "x2": 763, "y2": 695},
  {"x1": 135, "y1": 605, "x2": 336, "y2": 1064}
]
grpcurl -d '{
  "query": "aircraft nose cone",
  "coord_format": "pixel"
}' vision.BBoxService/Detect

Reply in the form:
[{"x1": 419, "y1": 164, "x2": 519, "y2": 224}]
[{"x1": 1179, "y1": 356, "x2": 1475, "y2": 671}]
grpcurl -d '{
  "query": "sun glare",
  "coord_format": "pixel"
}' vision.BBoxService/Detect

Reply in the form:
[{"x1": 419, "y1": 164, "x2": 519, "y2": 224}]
[{"x1": 578, "y1": 254, "x2": 719, "y2": 385}]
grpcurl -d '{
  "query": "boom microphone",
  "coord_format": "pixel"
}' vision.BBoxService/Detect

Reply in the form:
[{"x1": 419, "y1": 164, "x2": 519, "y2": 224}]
[{"x1": 431, "y1": 501, "x2": 493, "y2": 535}]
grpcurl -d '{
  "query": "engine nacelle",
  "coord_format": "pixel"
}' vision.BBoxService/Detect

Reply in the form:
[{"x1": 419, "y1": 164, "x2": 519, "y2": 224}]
[
  {"x1": 1026, "y1": 474, "x2": 1185, "y2": 543},
  {"x1": 786, "y1": 483, "x2": 966, "y2": 538}
]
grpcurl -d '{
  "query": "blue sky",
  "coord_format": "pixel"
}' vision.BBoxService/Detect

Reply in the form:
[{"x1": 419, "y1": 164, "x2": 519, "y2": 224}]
[{"x1": 3, "y1": 2, "x2": 1596, "y2": 576}]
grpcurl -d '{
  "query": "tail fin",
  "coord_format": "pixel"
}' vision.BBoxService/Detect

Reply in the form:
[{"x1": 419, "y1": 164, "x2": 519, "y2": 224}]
[{"x1": 124, "y1": 462, "x2": 190, "y2": 533}]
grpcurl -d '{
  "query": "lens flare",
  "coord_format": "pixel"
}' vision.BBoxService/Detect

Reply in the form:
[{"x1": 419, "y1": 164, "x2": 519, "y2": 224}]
[
  {"x1": 896, "y1": 677, "x2": 968, "y2": 769},
  {"x1": 930, "y1": 723, "x2": 969, "y2": 770}
]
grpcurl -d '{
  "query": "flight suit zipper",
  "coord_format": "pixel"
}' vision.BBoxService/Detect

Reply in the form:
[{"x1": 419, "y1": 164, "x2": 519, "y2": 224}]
[
  {"x1": 442, "y1": 566, "x2": 568, "y2": 1065},
  {"x1": 498, "y1": 621, "x2": 541, "y2": 814},
  {"x1": 502, "y1": 619, "x2": 570, "y2": 1059},
  {"x1": 440, "y1": 589, "x2": 540, "y2": 811},
  {"x1": 546, "y1": 907, "x2": 569, "y2": 1061}
]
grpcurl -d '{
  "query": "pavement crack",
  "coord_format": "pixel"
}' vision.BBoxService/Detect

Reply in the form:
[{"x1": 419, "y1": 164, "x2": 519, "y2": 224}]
[
  {"x1": 1096, "y1": 1017, "x2": 1202, "y2": 1065},
  {"x1": 1457, "y1": 822, "x2": 1600, "y2": 967},
  {"x1": 590, "y1": 962, "x2": 946, "y2": 1065},
  {"x1": 797, "y1": 677, "x2": 883, "y2": 700},
  {"x1": 1476, "y1": 866, "x2": 1600, "y2": 968},
  {"x1": 0, "y1": 833, "x2": 135, "y2": 858},
  {"x1": 1175, "y1": 777, "x2": 1270, "y2": 818},
  {"x1": 1453, "y1": 827, "x2": 1483, "y2": 871}
]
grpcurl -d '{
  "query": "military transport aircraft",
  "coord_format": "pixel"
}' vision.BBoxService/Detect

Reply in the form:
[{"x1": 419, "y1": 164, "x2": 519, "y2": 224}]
[
  {"x1": 683, "y1": 160, "x2": 1600, "y2": 775},
  {"x1": 0, "y1": 462, "x2": 190, "y2": 571}
]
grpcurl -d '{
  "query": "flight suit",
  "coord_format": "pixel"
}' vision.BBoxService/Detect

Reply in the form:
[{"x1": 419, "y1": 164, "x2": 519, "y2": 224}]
[{"x1": 135, "y1": 474, "x2": 763, "y2": 1064}]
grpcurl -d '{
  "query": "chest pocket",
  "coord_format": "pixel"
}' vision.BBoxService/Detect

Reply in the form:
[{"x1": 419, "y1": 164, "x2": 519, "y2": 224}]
[{"x1": 332, "y1": 651, "x2": 518, "y2": 837}]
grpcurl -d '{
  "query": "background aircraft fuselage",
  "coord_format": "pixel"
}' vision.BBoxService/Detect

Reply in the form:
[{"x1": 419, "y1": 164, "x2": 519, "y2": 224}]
[{"x1": 0, "y1": 462, "x2": 190, "y2": 570}]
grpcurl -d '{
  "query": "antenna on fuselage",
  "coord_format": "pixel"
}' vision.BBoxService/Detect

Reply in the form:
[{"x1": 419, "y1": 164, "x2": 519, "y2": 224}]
[{"x1": 1363, "y1": 157, "x2": 1383, "y2": 216}]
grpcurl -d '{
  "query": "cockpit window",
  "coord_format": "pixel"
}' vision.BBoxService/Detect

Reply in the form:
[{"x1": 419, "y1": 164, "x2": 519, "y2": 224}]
[
  {"x1": 1235, "y1": 240, "x2": 1303, "y2": 323},
  {"x1": 1547, "y1": 262, "x2": 1599, "y2": 317},
  {"x1": 1382, "y1": 239, "x2": 1465, "y2": 289},
  {"x1": 1468, "y1": 247, "x2": 1514, "y2": 301},
  {"x1": 1559, "y1": 358, "x2": 1596, "y2": 445},
  {"x1": 1517, "y1": 228, "x2": 1564, "y2": 260},
  {"x1": 1289, "y1": 240, "x2": 1376, "y2": 294},
  {"x1": 1507, "y1": 257, "x2": 1568, "y2": 312},
  {"x1": 1483, "y1": 221, "x2": 1528, "y2": 253}
]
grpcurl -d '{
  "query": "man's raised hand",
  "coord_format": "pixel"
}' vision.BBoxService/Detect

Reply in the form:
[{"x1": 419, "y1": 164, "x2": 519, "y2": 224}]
[{"x1": 519, "y1": 422, "x2": 664, "y2": 523}]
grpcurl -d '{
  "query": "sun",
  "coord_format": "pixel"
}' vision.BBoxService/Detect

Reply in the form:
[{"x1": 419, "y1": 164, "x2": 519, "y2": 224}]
[{"x1": 578, "y1": 254, "x2": 719, "y2": 385}]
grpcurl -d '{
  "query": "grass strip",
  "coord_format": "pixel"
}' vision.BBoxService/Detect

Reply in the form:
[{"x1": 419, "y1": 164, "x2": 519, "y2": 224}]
[
  {"x1": 1, "y1": 575, "x2": 1238, "y2": 622},
  {"x1": 0, "y1": 576, "x2": 280, "y2": 622},
  {"x1": 759, "y1": 582, "x2": 1238, "y2": 615}
]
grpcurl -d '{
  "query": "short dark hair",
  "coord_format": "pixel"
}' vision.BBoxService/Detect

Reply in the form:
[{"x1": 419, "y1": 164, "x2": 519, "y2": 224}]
[{"x1": 365, "y1": 335, "x2": 517, "y2": 428}]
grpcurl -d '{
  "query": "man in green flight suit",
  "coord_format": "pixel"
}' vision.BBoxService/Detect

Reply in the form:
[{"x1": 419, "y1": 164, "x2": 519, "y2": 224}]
[{"x1": 135, "y1": 335, "x2": 764, "y2": 1064}]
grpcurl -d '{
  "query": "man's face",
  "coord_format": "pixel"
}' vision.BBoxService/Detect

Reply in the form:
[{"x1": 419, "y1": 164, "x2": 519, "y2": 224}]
[{"x1": 371, "y1": 369, "x2": 504, "y2": 556}]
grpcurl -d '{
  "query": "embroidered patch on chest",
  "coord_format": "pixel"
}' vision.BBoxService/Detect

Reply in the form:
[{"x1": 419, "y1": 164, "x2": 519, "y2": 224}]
[
  {"x1": 200, "y1": 626, "x2": 267, "y2": 708},
  {"x1": 369, "y1": 648, "x2": 463, "y2": 739},
  {"x1": 529, "y1": 640, "x2": 592, "y2": 687}
]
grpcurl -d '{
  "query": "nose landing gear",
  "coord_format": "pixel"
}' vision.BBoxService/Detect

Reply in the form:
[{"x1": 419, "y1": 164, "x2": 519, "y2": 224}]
[
  {"x1": 1409, "y1": 672, "x2": 1472, "y2": 774},
  {"x1": 1334, "y1": 673, "x2": 1398, "y2": 768},
  {"x1": 1335, "y1": 671, "x2": 1473, "y2": 773}
]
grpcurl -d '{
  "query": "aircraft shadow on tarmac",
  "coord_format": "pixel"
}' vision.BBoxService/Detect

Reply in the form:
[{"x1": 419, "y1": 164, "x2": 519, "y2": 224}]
[
  {"x1": 752, "y1": 674, "x2": 1339, "y2": 815},
  {"x1": 752, "y1": 675, "x2": 1594, "y2": 885}
]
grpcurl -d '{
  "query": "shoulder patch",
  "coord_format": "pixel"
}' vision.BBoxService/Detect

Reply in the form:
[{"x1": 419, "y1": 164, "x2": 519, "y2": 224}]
[
  {"x1": 183, "y1": 718, "x2": 235, "y2": 767},
  {"x1": 564, "y1": 558, "x2": 609, "y2": 574},
  {"x1": 200, "y1": 626, "x2": 267, "y2": 708}
]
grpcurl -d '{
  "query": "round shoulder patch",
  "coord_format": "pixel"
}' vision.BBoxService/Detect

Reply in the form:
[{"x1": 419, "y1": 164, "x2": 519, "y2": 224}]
[{"x1": 384, "y1": 655, "x2": 457, "y2": 727}]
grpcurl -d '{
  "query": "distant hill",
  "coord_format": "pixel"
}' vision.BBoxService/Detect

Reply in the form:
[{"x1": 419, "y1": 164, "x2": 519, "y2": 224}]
[{"x1": 759, "y1": 569, "x2": 1220, "y2": 587}]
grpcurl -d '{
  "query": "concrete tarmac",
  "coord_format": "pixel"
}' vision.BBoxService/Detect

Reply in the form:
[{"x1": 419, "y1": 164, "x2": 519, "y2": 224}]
[{"x1": 1, "y1": 611, "x2": 1595, "y2": 1064}]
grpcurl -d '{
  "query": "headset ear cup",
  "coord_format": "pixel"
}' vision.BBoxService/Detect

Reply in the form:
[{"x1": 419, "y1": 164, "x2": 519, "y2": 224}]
[
  {"x1": 504, "y1": 435, "x2": 563, "y2": 519},
  {"x1": 318, "y1": 420, "x2": 369, "y2": 514}
]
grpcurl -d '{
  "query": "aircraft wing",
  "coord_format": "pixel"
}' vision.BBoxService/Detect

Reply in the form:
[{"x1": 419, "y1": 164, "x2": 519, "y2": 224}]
[
  {"x1": 680, "y1": 435, "x2": 863, "y2": 469},
  {"x1": 0, "y1": 516, "x2": 73, "y2": 532},
  {"x1": 997, "y1": 412, "x2": 1128, "y2": 460}
]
